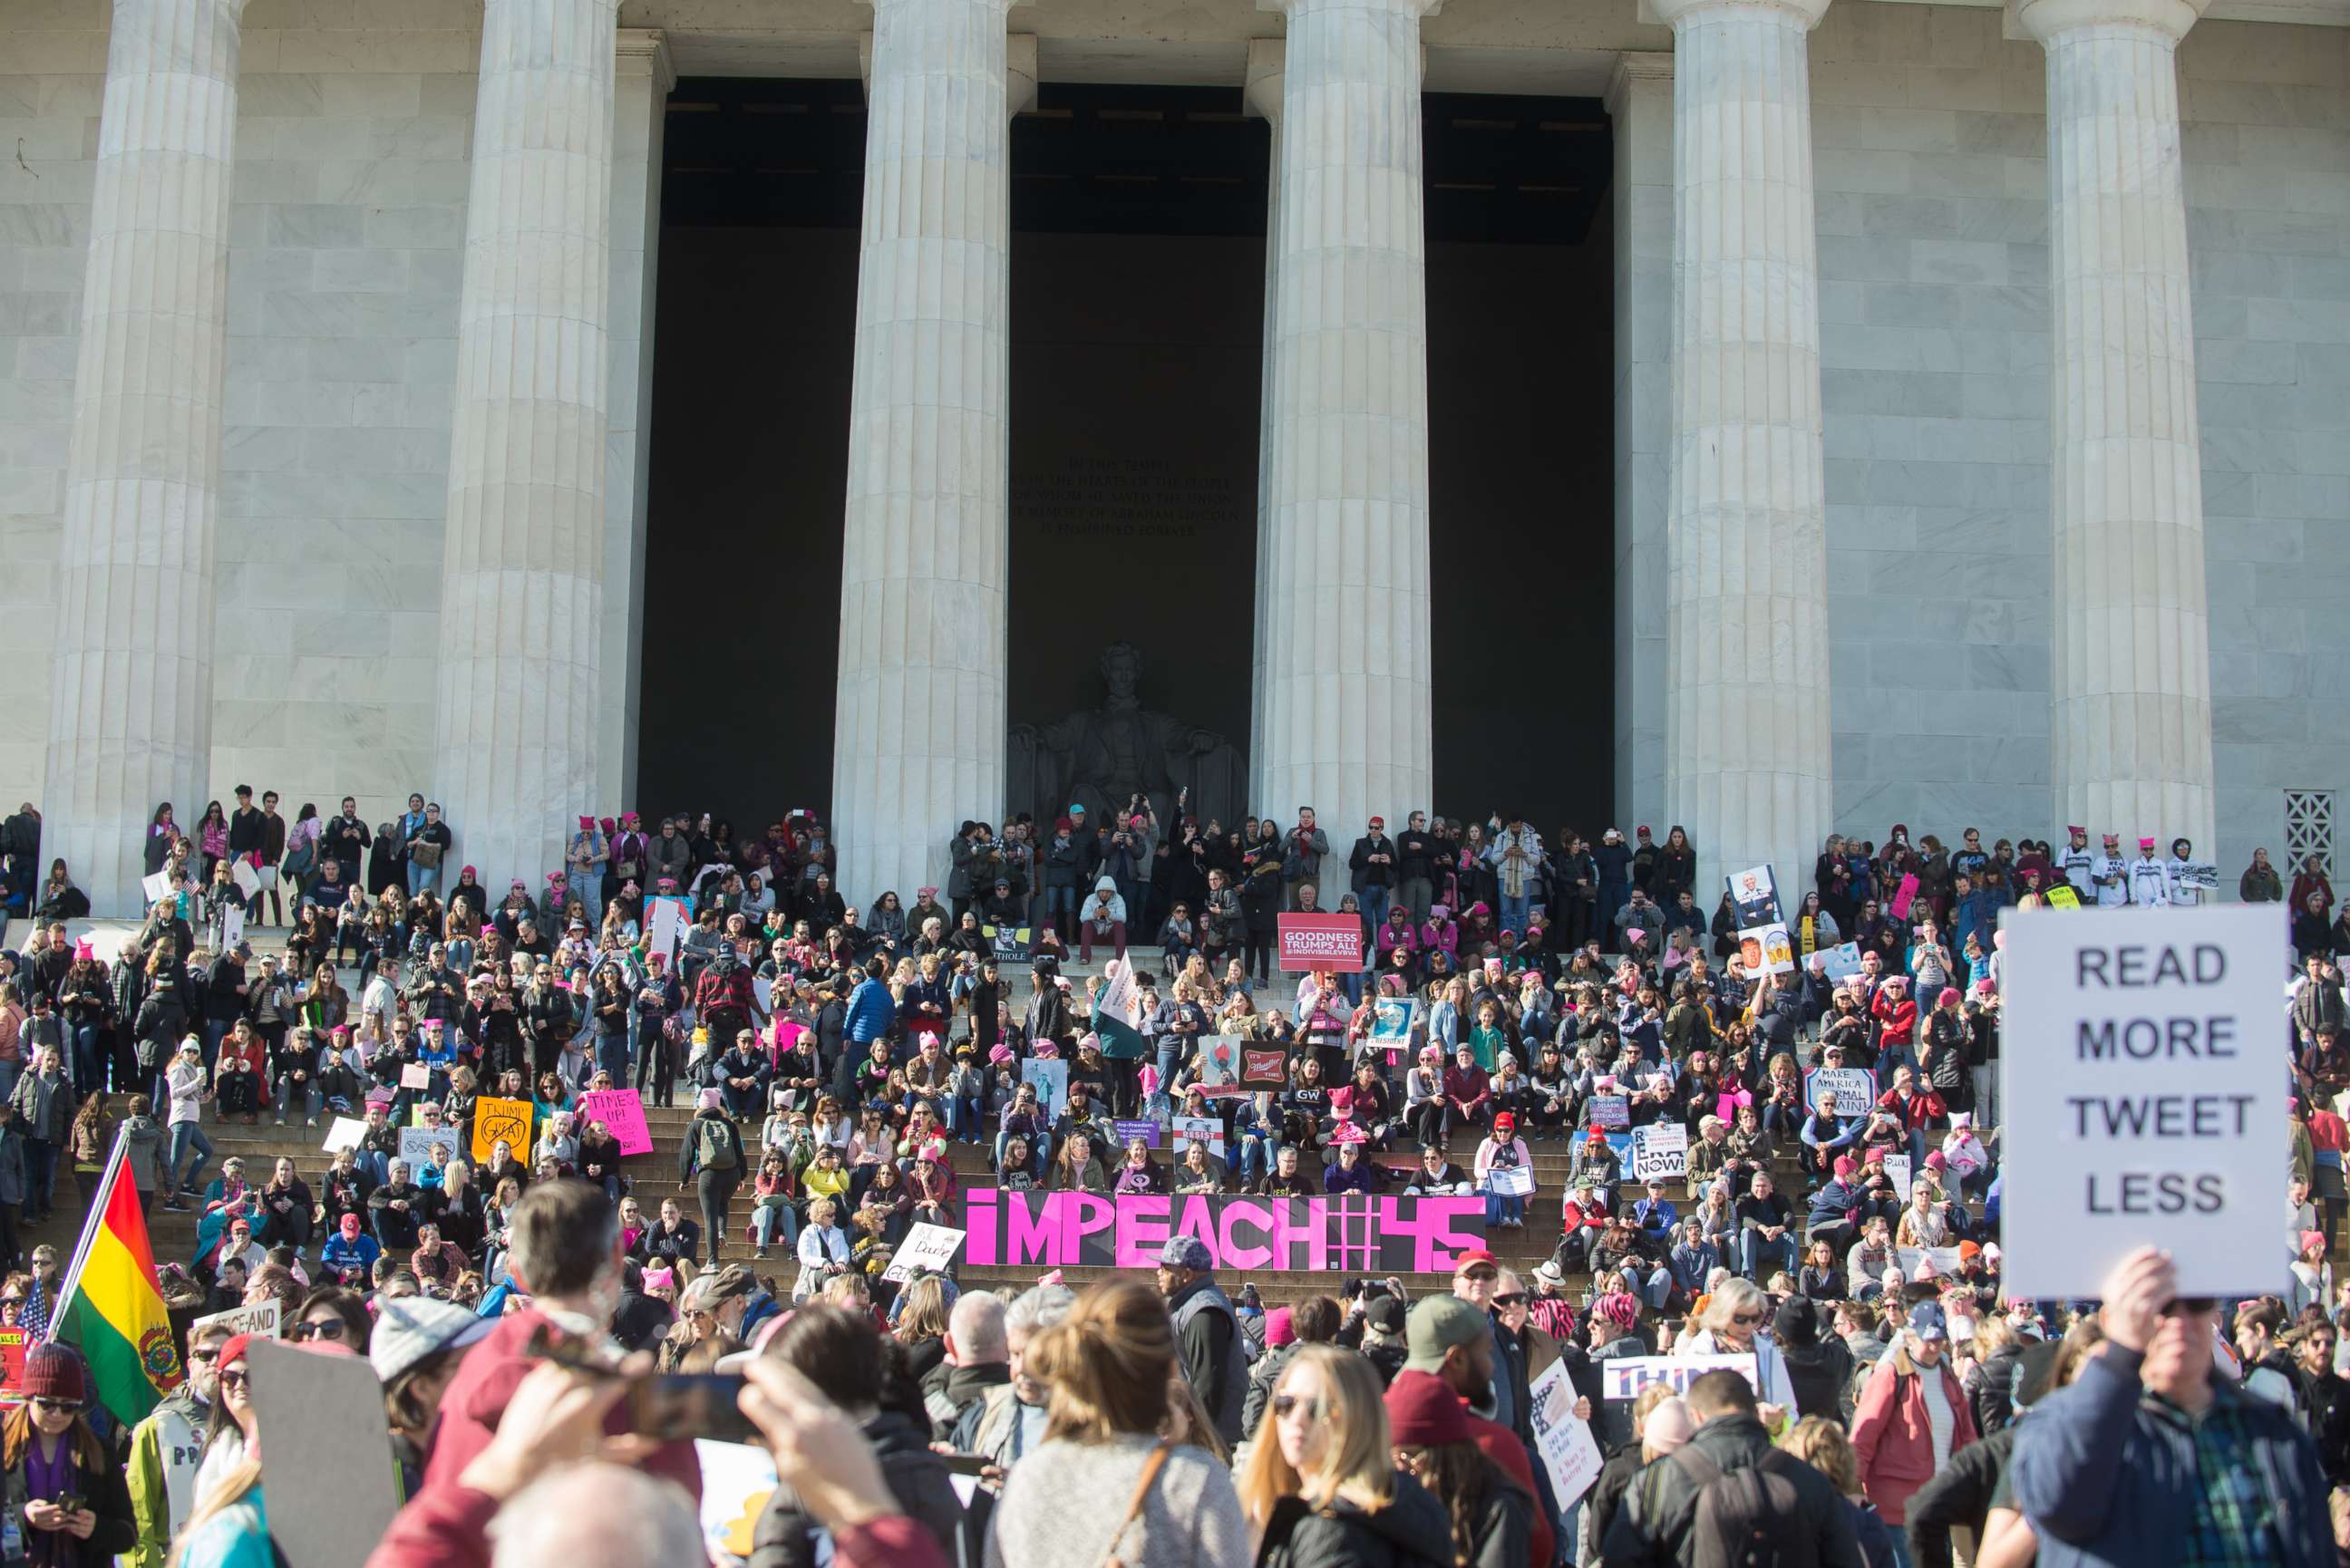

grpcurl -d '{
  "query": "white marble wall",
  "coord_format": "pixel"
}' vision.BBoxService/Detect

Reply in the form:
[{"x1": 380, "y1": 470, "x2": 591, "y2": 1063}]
[
  {"x1": 1805, "y1": 4, "x2": 2348, "y2": 875},
  {"x1": 2, "y1": 2, "x2": 662, "y2": 889},
  {"x1": 1610, "y1": 53, "x2": 1673, "y2": 838}
]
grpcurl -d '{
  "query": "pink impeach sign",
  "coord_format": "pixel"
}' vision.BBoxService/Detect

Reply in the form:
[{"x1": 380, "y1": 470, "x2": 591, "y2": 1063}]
[{"x1": 962, "y1": 1190, "x2": 1485, "y2": 1273}]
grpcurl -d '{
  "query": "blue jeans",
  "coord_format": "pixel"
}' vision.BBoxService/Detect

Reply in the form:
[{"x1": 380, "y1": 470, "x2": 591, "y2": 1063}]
[
  {"x1": 753, "y1": 1203, "x2": 799, "y2": 1250},
  {"x1": 1238, "y1": 1131, "x2": 1279, "y2": 1186},
  {"x1": 947, "y1": 1094, "x2": 984, "y2": 1141},
  {"x1": 597, "y1": 1031, "x2": 631, "y2": 1085},
  {"x1": 1151, "y1": 1045, "x2": 1179, "y2": 1118},
  {"x1": 1500, "y1": 893, "x2": 1531, "y2": 935},
  {"x1": 1741, "y1": 1230, "x2": 1798, "y2": 1282},
  {"x1": 406, "y1": 862, "x2": 440, "y2": 897},
  {"x1": 167, "y1": 1122, "x2": 214, "y2": 1195},
  {"x1": 1485, "y1": 1190, "x2": 1525, "y2": 1226},
  {"x1": 357, "y1": 1149, "x2": 389, "y2": 1186},
  {"x1": 71, "y1": 1025, "x2": 105, "y2": 1098},
  {"x1": 275, "y1": 1079, "x2": 323, "y2": 1121},
  {"x1": 1358, "y1": 885, "x2": 1389, "y2": 935}
]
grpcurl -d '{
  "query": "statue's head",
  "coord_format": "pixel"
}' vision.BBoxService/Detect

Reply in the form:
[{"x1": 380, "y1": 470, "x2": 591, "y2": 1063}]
[{"x1": 1100, "y1": 641, "x2": 1141, "y2": 697}]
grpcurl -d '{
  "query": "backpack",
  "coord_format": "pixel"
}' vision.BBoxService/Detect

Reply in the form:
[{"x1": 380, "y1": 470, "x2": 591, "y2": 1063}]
[
  {"x1": 694, "y1": 1117, "x2": 738, "y2": 1172},
  {"x1": 1671, "y1": 1445, "x2": 1813, "y2": 1568}
]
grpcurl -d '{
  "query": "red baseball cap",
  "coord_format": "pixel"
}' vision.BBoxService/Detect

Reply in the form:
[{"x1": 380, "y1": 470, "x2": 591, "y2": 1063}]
[{"x1": 1452, "y1": 1249, "x2": 1500, "y2": 1275}]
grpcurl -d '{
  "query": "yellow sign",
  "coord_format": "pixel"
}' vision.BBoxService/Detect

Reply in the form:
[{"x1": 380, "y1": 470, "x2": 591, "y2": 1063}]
[
  {"x1": 471, "y1": 1096, "x2": 535, "y2": 1166},
  {"x1": 2046, "y1": 885, "x2": 2080, "y2": 909}
]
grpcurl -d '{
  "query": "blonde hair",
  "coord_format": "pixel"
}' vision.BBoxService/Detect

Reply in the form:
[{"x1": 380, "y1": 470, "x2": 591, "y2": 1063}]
[
  {"x1": 169, "y1": 1455, "x2": 263, "y2": 1566},
  {"x1": 1025, "y1": 1278, "x2": 1173, "y2": 1444},
  {"x1": 1780, "y1": 1415, "x2": 1859, "y2": 1494},
  {"x1": 1236, "y1": 1346, "x2": 1395, "y2": 1526}
]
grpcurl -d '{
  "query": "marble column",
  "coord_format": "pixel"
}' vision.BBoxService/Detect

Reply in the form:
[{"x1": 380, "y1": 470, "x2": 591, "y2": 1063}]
[
  {"x1": 1254, "y1": 0, "x2": 1439, "y2": 897},
  {"x1": 830, "y1": 0, "x2": 1029, "y2": 905},
  {"x1": 431, "y1": 0, "x2": 621, "y2": 890},
  {"x1": 1244, "y1": 40, "x2": 1284, "y2": 811},
  {"x1": 44, "y1": 0, "x2": 247, "y2": 918},
  {"x1": 2019, "y1": 0, "x2": 2217, "y2": 850},
  {"x1": 1656, "y1": 0, "x2": 1834, "y2": 903}
]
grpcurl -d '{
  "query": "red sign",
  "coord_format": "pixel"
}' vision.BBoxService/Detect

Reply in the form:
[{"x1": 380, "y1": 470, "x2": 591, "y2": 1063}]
[
  {"x1": 0, "y1": 1328, "x2": 26, "y2": 1406},
  {"x1": 1277, "y1": 913, "x2": 1363, "y2": 972}
]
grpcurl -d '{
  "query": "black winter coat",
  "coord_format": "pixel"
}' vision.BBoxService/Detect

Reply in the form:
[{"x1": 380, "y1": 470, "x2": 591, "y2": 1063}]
[
  {"x1": 751, "y1": 1409, "x2": 960, "y2": 1568},
  {"x1": 1253, "y1": 1473, "x2": 1454, "y2": 1568}
]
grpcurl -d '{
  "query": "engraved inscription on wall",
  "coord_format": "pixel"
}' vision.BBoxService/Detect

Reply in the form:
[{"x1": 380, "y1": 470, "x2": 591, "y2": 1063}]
[{"x1": 1012, "y1": 457, "x2": 1242, "y2": 541}]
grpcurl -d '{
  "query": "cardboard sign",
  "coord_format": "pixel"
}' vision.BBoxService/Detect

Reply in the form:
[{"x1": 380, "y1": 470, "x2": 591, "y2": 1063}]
[
  {"x1": 1487, "y1": 1164, "x2": 1536, "y2": 1197},
  {"x1": 881, "y1": 1221, "x2": 967, "y2": 1283},
  {"x1": 1240, "y1": 1046, "x2": 1290, "y2": 1089},
  {"x1": 1278, "y1": 913, "x2": 1364, "y2": 972},
  {"x1": 231, "y1": 859, "x2": 261, "y2": 898},
  {"x1": 1369, "y1": 996, "x2": 1418, "y2": 1050},
  {"x1": 1527, "y1": 1360, "x2": 1605, "y2": 1510},
  {"x1": 1195, "y1": 1034, "x2": 1244, "y2": 1098},
  {"x1": 2178, "y1": 862, "x2": 2219, "y2": 889},
  {"x1": 141, "y1": 870, "x2": 173, "y2": 905},
  {"x1": 1889, "y1": 873, "x2": 1921, "y2": 921},
  {"x1": 248, "y1": 1338, "x2": 402, "y2": 1568},
  {"x1": 398, "y1": 1126, "x2": 459, "y2": 1172},
  {"x1": 1588, "y1": 1095, "x2": 1630, "y2": 1130},
  {"x1": 983, "y1": 923, "x2": 1033, "y2": 962},
  {"x1": 471, "y1": 1095, "x2": 535, "y2": 1165},
  {"x1": 1725, "y1": 865, "x2": 1782, "y2": 927},
  {"x1": 191, "y1": 1299, "x2": 282, "y2": 1342},
  {"x1": 1021, "y1": 1059, "x2": 1069, "y2": 1122},
  {"x1": 1803, "y1": 1068, "x2": 1877, "y2": 1114},
  {"x1": 321, "y1": 1116, "x2": 368, "y2": 1154},
  {"x1": 579, "y1": 1087, "x2": 654, "y2": 1156},
  {"x1": 1818, "y1": 943, "x2": 1864, "y2": 981},
  {"x1": 1896, "y1": 1244, "x2": 1963, "y2": 1279},
  {"x1": 0, "y1": 1328, "x2": 28, "y2": 1406},
  {"x1": 1883, "y1": 1153, "x2": 1913, "y2": 1197},
  {"x1": 1736, "y1": 923, "x2": 1796, "y2": 976},
  {"x1": 1630, "y1": 1123, "x2": 1689, "y2": 1182},
  {"x1": 2045, "y1": 885, "x2": 2081, "y2": 909},
  {"x1": 1170, "y1": 1115, "x2": 1228, "y2": 1162},
  {"x1": 1112, "y1": 1118, "x2": 1162, "y2": 1149},
  {"x1": 1600, "y1": 1353, "x2": 1762, "y2": 1401},
  {"x1": 1997, "y1": 904, "x2": 2285, "y2": 1298},
  {"x1": 399, "y1": 1063, "x2": 431, "y2": 1090},
  {"x1": 695, "y1": 1438, "x2": 779, "y2": 1565},
  {"x1": 645, "y1": 895, "x2": 687, "y2": 961}
]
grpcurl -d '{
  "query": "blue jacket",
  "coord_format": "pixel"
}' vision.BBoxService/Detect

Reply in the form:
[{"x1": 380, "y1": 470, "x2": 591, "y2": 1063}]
[
  {"x1": 2010, "y1": 1343, "x2": 2330, "y2": 1568},
  {"x1": 844, "y1": 977, "x2": 895, "y2": 1044}
]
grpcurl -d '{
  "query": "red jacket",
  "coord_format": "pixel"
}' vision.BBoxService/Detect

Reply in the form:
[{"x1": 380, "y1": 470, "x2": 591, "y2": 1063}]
[
  {"x1": 1850, "y1": 1356, "x2": 1977, "y2": 1524},
  {"x1": 1875, "y1": 1085, "x2": 1947, "y2": 1131},
  {"x1": 1870, "y1": 993, "x2": 1918, "y2": 1047}
]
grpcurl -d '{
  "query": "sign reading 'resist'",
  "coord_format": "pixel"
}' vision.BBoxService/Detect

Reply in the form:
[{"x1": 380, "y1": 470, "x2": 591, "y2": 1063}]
[{"x1": 1998, "y1": 904, "x2": 2286, "y2": 1300}]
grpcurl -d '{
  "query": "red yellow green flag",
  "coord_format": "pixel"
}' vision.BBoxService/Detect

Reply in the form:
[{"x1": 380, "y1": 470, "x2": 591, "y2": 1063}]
[{"x1": 47, "y1": 1132, "x2": 182, "y2": 1422}]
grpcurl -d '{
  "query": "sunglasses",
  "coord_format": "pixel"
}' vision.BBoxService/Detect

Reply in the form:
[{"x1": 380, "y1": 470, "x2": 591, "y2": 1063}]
[
  {"x1": 1731, "y1": 1312, "x2": 1764, "y2": 1326},
  {"x1": 2162, "y1": 1296, "x2": 2219, "y2": 1318},
  {"x1": 218, "y1": 1369, "x2": 249, "y2": 1390},
  {"x1": 1491, "y1": 1292, "x2": 1528, "y2": 1307},
  {"x1": 1270, "y1": 1393, "x2": 1326, "y2": 1422},
  {"x1": 292, "y1": 1319, "x2": 348, "y2": 1341},
  {"x1": 30, "y1": 1397, "x2": 83, "y2": 1415}
]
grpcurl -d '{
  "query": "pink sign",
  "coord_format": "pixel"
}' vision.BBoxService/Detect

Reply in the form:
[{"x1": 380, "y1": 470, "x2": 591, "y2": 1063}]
[
  {"x1": 1277, "y1": 913, "x2": 1364, "y2": 972},
  {"x1": 1889, "y1": 874, "x2": 1920, "y2": 921},
  {"x1": 578, "y1": 1088, "x2": 653, "y2": 1157},
  {"x1": 962, "y1": 1189, "x2": 1484, "y2": 1273}
]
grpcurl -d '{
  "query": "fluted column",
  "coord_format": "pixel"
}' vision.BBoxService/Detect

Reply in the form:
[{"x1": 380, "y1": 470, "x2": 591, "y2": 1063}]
[
  {"x1": 1244, "y1": 40, "x2": 1285, "y2": 811},
  {"x1": 431, "y1": 0, "x2": 620, "y2": 889},
  {"x1": 2021, "y1": 0, "x2": 2216, "y2": 850},
  {"x1": 44, "y1": 0, "x2": 246, "y2": 918},
  {"x1": 1656, "y1": 0, "x2": 1834, "y2": 903},
  {"x1": 831, "y1": 0, "x2": 1026, "y2": 905},
  {"x1": 1255, "y1": 0, "x2": 1438, "y2": 895}
]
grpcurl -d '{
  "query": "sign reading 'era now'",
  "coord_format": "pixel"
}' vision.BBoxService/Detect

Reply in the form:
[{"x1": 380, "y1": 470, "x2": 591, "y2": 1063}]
[{"x1": 1998, "y1": 904, "x2": 2285, "y2": 1299}]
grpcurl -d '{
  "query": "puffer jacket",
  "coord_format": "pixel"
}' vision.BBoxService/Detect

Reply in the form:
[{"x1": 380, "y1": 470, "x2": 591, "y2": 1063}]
[{"x1": 1254, "y1": 1472, "x2": 1454, "y2": 1568}]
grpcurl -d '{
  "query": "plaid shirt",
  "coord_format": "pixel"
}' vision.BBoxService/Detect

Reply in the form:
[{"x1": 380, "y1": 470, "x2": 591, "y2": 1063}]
[{"x1": 2149, "y1": 1393, "x2": 2287, "y2": 1568}]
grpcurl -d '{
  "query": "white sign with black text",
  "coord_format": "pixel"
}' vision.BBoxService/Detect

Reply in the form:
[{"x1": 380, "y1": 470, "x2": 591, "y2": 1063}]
[{"x1": 1998, "y1": 904, "x2": 2286, "y2": 1299}]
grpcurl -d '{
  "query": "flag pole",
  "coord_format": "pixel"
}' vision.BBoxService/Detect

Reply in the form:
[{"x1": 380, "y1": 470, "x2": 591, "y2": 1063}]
[{"x1": 44, "y1": 1124, "x2": 130, "y2": 1343}]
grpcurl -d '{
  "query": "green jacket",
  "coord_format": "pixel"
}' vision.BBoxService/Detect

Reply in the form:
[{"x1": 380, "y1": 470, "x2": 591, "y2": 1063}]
[{"x1": 126, "y1": 1389, "x2": 209, "y2": 1568}]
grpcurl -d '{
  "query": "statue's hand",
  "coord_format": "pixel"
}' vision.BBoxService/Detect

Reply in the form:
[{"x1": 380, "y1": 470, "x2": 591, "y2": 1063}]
[
  {"x1": 1187, "y1": 730, "x2": 1219, "y2": 755},
  {"x1": 1009, "y1": 724, "x2": 1039, "y2": 747}
]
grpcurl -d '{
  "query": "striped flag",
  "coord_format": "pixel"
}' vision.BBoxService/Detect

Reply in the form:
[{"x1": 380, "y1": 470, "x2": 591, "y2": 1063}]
[
  {"x1": 1094, "y1": 957, "x2": 1151, "y2": 1060},
  {"x1": 47, "y1": 1129, "x2": 183, "y2": 1422}
]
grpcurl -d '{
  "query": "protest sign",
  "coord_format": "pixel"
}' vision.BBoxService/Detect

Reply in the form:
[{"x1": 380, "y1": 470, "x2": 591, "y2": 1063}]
[
  {"x1": 1196, "y1": 1035, "x2": 1243, "y2": 1097},
  {"x1": 248, "y1": 1338, "x2": 402, "y2": 1568},
  {"x1": 141, "y1": 870, "x2": 172, "y2": 905},
  {"x1": 882, "y1": 1222, "x2": 968, "y2": 1283},
  {"x1": 231, "y1": 858, "x2": 261, "y2": 898},
  {"x1": 1803, "y1": 1067, "x2": 1877, "y2": 1114},
  {"x1": 192, "y1": 1299, "x2": 282, "y2": 1342},
  {"x1": 1369, "y1": 997, "x2": 1418, "y2": 1050},
  {"x1": 1170, "y1": 1115, "x2": 1228, "y2": 1162},
  {"x1": 695, "y1": 1439, "x2": 778, "y2": 1565},
  {"x1": 1587, "y1": 1095, "x2": 1629, "y2": 1130},
  {"x1": 1240, "y1": 1045, "x2": 1290, "y2": 1090},
  {"x1": 1526, "y1": 1361, "x2": 1605, "y2": 1510},
  {"x1": 1725, "y1": 865, "x2": 1782, "y2": 927},
  {"x1": 220, "y1": 904, "x2": 245, "y2": 952},
  {"x1": 1600, "y1": 1353, "x2": 1762, "y2": 1401},
  {"x1": 471, "y1": 1096, "x2": 535, "y2": 1165},
  {"x1": 1487, "y1": 1164, "x2": 1535, "y2": 1197},
  {"x1": 1889, "y1": 873, "x2": 1920, "y2": 921},
  {"x1": 752, "y1": 975, "x2": 772, "y2": 1014},
  {"x1": 1021, "y1": 1059, "x2": 1069, "y2": 1122},
  {"x1": 645, "y1": 895, "x2": 686, "y2": 962},
  {"x1": 321, "y1": 1116, "x2": 367, "y2": 1155},
  {"x1": 1883, "y1": 1152, "x2": 1912, "y2": 1197},
  {"x1": 578, "y1": 1087, "x2": 654, "y2": 1156},
  {"x1": 2179, "y1": 863, "x2": 2219, "y2": 889},
  {"x1": 399, "y1": 1063, "x2": 431, "y2": 1090},
  {"x1": 0, "y1": 1329, "x2": 24, "y2": 1407},
  {"x1": 1818, "y1": 943, "x2": 1864, "y2": 982},
  {"x1": 1896, "y1": 1245, "x2": 1962, "y2": 1279},
  {"x1": 399, "y1": 1126, "x2": 459, "y2": 1172},
  {"x1": 1630, "y1": 1123, "x2": 1688, "y2": 1182},
  {"x1": 1997, "y1": 904, "x2": 2284, "y2": 1298},
  {"x1": 962, "y1": 1190, "x2": 1484, "y2": 1273},
  {"x1": 1736, "y1": 924, "x2": 1796, "y2": 976},
  {"x1": 2045, "y1": 885, "x2": 2080, "y2": 910},
  {"x1": 983, "y1": 923, "x2": 1032, "y2": 963},
  {"x1": 1112, "y1": 1118, "x2": 1161, "y2": 1149},
  {"x1": 1277, "y1": 913, "x2": 1363, "y2": 972}
]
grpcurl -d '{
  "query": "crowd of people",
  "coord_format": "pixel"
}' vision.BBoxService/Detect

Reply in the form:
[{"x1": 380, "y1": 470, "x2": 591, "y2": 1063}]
[{"x1": 0, "y1": 793, "x2": 2335, "y2": 1566}]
